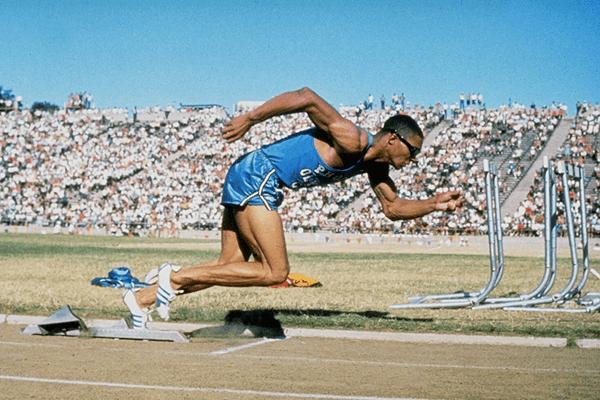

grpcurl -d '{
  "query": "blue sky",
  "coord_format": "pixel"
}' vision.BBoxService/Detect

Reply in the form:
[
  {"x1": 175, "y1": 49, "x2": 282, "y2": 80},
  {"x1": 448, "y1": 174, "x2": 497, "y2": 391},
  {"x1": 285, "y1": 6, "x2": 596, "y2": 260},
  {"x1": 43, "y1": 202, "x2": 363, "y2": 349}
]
[{"x1": 2, "y1": 0, "x2": 599, "y2": 114}]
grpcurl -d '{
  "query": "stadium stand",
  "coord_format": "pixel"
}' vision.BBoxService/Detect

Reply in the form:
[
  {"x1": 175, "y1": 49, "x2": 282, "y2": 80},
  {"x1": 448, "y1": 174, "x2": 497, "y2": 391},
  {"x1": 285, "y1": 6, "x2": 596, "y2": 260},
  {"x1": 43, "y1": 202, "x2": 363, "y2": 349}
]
[{"x1": 0, "y1": 96, "x2": 598, "y2": 239}]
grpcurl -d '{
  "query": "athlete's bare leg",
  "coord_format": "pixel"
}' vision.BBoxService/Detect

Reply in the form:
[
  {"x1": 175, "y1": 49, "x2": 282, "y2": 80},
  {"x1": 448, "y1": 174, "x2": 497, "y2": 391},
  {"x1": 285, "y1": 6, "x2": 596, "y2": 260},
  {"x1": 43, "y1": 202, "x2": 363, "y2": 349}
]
[{"x1": 135, "y1": 205, "x2": 290, "y2": 308}]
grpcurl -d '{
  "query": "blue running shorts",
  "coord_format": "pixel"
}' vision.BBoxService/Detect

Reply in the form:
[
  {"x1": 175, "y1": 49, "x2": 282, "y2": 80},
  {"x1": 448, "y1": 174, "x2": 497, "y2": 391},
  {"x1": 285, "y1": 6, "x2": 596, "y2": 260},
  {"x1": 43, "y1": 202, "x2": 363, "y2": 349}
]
[{"x1": 222, "y1": 149, "x2": 284, "y2": 211}]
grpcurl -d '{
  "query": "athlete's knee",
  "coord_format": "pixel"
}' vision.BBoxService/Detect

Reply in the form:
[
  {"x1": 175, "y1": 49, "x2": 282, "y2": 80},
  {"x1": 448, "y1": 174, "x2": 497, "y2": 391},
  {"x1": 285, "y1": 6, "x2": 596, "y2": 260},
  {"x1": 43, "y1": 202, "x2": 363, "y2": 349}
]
[{"x1": 262, "y1": 263, "x2": 290, "y2": 286}]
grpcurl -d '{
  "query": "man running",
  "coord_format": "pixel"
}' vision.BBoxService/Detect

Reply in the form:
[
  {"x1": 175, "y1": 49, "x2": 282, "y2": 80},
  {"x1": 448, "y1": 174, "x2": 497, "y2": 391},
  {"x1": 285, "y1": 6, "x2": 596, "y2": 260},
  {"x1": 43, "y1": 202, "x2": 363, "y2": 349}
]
[{"x1": 124, "y1": 87, "x2": 462, "y2": 328}]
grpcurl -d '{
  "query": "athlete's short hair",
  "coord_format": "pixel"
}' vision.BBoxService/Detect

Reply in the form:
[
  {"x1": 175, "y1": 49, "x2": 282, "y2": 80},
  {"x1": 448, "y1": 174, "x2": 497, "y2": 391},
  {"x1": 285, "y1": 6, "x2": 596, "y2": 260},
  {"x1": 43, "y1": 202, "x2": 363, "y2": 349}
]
[{"x1": 381, "y1": 115, "x2": 423, "y2": 139}]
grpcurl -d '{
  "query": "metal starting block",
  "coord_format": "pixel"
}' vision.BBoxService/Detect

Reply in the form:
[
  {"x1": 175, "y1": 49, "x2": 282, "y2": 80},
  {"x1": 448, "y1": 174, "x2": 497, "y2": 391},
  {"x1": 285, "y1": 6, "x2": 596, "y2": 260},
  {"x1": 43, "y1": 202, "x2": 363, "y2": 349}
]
[
  {"x1": 21, "y1": 305, "x2": 189, "y2": 343},
  {"x1": 88, "y1": 319, "x2": 189, "y2": 342}
]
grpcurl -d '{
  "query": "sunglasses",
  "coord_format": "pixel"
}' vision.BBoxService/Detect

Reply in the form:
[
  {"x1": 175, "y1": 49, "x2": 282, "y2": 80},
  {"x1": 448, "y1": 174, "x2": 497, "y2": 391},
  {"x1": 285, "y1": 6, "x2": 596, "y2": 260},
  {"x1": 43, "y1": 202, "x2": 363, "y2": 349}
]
[{"x1": 389, "y1": 129, "x2": 421, "y2": 159}]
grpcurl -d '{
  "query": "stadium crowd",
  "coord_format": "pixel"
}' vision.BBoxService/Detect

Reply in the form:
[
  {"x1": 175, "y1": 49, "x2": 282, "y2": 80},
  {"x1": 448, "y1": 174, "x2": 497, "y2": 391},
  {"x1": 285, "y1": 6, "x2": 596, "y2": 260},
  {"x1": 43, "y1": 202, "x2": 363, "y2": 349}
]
[
  {"x1": 1, "y1": 94, "x2": 598, "y2": 238},
  {"x1": 509, "y1": 104, "x2": 600, "y2": 238}
]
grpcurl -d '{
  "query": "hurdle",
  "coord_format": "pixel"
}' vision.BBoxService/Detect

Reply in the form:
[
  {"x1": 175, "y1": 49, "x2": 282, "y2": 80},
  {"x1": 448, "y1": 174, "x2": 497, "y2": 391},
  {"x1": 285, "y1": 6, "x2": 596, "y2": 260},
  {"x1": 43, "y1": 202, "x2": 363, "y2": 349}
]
[
  {"x1": 390, "y1": 159, "x2": 504, "y2": 309},
  {"x1": 503, "y1": 160, "x2": 599, "y2": 313},
  {"x1": 473, "y1": 157, "x2": 558, "y2": 310}
]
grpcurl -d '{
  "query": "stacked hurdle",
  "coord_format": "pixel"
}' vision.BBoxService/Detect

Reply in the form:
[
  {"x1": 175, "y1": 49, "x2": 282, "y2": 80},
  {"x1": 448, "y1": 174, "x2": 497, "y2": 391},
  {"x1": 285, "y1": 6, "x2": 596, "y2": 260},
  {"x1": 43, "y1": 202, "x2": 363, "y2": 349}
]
[
  {"x1": 473, "y1": 156, "x2": 559, "y2": 309},
  {"x1": 390, "y1": 157, "x2": 600, "y2": 313},
  {"x1": 499, "y1": 159, "x2": 600, "y2": 313},
  {"x1": 390, "y1": 159, "x2": 505, "y2": 309}
]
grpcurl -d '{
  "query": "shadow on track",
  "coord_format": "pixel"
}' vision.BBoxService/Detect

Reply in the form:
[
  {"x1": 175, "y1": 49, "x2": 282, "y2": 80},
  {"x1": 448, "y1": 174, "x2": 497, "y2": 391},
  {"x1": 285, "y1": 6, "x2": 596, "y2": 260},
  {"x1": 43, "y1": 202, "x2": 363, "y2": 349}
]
[{"x1": 186, "y1": 309, "x2": 433, "y2": 339}]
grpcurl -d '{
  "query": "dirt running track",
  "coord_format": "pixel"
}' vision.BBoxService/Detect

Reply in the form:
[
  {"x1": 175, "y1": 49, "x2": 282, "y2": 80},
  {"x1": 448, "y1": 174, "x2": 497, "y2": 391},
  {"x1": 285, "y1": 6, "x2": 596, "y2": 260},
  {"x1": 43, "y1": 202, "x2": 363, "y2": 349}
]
[{"x1": 1, "y1": 324, "x2": 599, "y2": 400}]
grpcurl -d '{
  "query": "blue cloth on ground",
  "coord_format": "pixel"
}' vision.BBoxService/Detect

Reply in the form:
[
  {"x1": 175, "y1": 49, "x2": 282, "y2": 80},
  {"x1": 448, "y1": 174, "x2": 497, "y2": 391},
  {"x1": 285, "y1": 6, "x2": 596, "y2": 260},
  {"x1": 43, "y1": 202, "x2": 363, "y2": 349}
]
[{"x1": 91, "y1": 267, "x2": 151, "y2": 289}]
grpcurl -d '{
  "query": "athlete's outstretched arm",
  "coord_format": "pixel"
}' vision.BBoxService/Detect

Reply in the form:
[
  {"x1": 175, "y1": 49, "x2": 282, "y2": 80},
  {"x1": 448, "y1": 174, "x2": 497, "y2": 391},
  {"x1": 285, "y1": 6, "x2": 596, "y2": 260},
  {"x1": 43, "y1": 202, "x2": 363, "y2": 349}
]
[
  {"x1": 367, "y1": 164, "x2": 463, "y2": 221},
  {"x1": 223, "y1": 88, "x2": 362, "y2": 154}
]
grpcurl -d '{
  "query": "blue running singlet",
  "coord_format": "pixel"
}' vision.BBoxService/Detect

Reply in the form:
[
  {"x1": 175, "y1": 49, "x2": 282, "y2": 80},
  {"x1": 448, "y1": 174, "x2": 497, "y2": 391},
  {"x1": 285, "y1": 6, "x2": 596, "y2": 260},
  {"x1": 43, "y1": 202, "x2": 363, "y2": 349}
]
[{"x1": 222, "y1": 127, "x2": 373, "y2": 210}]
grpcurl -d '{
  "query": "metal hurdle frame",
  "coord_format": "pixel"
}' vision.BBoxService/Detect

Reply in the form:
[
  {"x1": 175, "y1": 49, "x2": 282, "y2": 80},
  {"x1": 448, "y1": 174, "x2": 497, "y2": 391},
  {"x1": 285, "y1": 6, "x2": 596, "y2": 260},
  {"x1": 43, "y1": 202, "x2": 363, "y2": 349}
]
[
  {"x1": 473, "y1": 157, "x2": 559, "y2": 310},
  {"x1": 390, "y1": 159, "x2": 504, "y2": 309},
  {"x1": 503, "y1": 160, "x2": 599, "y2": 313}
]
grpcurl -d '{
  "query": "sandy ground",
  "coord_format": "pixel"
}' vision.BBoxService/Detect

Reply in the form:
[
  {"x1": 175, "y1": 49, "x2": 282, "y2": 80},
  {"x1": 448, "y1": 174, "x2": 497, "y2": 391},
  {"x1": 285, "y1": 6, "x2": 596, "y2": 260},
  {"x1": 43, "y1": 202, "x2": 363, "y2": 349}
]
[{"x1": 1, "y1": 323, "x2": 599, "y2": 400}]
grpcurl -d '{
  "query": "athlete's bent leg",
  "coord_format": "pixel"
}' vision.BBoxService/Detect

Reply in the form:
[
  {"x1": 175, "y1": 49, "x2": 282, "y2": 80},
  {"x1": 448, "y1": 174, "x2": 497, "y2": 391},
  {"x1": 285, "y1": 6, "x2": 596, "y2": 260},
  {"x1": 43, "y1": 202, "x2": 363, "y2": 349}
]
[
  {"x1": 133, "y1": 205, "x2": 289, "y2": 309},
  {"x1": 179, "y1": 205, "x2": 253, "y2": 293},
  {"x1": 170, "y1": 205, "x2": 290, "y2": 289},
  {"x1": 134, "y1": 206, "x2": 255, "y2": 308}
]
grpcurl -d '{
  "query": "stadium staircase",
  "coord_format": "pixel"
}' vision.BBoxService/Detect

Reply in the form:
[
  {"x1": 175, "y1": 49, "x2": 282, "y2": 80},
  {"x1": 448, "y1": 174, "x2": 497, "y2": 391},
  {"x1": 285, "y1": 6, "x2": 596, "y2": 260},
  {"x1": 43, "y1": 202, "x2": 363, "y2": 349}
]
[
  {"x1": 470, "y1": 124, "x2": 551, "y2": 206},
  {"x1": 583, "y1": 132, "x2": 600, "y2": 196},
  {"x1": 421, "y1": 119, "x2": 449, "y2": 150},
  {"x1": 501, "y1": 116, "x2": 574, "y2": 217}
]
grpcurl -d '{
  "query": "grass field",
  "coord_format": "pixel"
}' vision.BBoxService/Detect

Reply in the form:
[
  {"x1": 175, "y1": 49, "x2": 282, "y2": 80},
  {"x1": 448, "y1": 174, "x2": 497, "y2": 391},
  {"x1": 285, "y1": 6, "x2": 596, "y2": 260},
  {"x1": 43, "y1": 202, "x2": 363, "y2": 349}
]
[{"x1": 1, "y1": 232, "x2": 599, "y2": 341}]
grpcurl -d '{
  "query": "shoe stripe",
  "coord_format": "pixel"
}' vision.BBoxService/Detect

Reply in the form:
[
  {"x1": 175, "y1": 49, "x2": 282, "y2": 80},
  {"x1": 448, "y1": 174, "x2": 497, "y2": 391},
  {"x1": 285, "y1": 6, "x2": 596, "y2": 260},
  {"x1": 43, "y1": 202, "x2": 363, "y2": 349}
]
[
  {"x1": 132, "y1": 315, "x2": 144, "y2": 328},
  {"x1": 157, "y1": 286, "x2": 170, "y2": 297},
  {"x1": 124, "y1": 289, "x2": 147, "y2": 329},
  {"x1": 157, "y1": 287, "x2": 171, "y2": 305},
  {"x1": 159, "y1": 264, "x2": 172, "y2": 273}
]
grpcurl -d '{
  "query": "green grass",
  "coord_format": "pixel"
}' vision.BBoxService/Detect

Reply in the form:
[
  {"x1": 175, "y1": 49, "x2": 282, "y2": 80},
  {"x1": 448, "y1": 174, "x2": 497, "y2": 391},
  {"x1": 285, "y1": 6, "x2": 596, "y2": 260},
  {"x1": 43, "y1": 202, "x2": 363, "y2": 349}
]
[{"x1": 1, "y1": 232, "x2": 599, "y2": 341}]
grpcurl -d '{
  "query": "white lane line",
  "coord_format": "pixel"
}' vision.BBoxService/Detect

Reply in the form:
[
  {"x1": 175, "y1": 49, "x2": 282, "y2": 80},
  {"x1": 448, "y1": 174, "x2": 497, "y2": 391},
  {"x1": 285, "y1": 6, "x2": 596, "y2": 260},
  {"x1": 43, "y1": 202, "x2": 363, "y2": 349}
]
[
  {"x1": 211, "y1": 337, "x2": 289, "y2": 355},
  {"x1": 1, "y1": 340, "x2": 597, "y2": 374},
  {"x1": 0, "y1": 375, "x2": 433, "y2": 400},
  {"x1": 0, "y1": 340, "x2": 65, "y2": 348},
  {"x1": 225, "y1": 354, "x2": 600, "y2": 375}
]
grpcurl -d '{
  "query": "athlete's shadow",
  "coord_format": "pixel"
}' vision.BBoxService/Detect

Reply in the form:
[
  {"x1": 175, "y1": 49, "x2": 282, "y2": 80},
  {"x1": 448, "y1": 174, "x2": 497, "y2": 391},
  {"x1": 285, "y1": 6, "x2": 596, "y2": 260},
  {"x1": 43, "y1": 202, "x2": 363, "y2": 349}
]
[
  {"x1": 187, "y1": 309, "x2": 286, "y2": 339},
  {"x1": 273, "y1": 308, "x2": 433, "y2": 322},
  {"x1": 186, "y1": 309, "x2": 432, "y2": 339}
]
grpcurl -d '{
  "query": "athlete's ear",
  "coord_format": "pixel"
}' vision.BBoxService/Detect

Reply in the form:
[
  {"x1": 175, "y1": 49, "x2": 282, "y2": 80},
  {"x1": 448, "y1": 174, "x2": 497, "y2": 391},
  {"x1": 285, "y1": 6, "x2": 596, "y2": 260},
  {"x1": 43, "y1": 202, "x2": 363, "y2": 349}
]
[{"x1": 386, "y1": 131, "x2": 397, "y2": 146}]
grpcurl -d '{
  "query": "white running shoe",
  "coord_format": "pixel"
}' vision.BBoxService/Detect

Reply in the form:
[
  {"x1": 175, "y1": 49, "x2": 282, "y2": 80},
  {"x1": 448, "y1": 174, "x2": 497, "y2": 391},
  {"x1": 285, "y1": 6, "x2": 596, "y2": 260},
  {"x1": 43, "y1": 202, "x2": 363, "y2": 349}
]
[
  {"x1": 144, "y1": 268, "x2": 159, "y2": 285},
  {"x1": 155, "y1": 263, "x2": 181, "y2": 321},
  {"x1": 123, "y1": 289, "x2": 151, "y2": 329}
]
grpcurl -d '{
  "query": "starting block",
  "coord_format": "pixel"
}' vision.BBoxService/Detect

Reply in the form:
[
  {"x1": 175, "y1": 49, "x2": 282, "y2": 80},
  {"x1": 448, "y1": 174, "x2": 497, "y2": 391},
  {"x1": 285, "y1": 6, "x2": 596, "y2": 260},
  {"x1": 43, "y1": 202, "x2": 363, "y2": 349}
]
[
  {"x1": 24, "y1": 304, "x2": 85, "y2": 336},
  {"x1": 21, "y1": 305, "x2": 189, "y2": 343}
]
